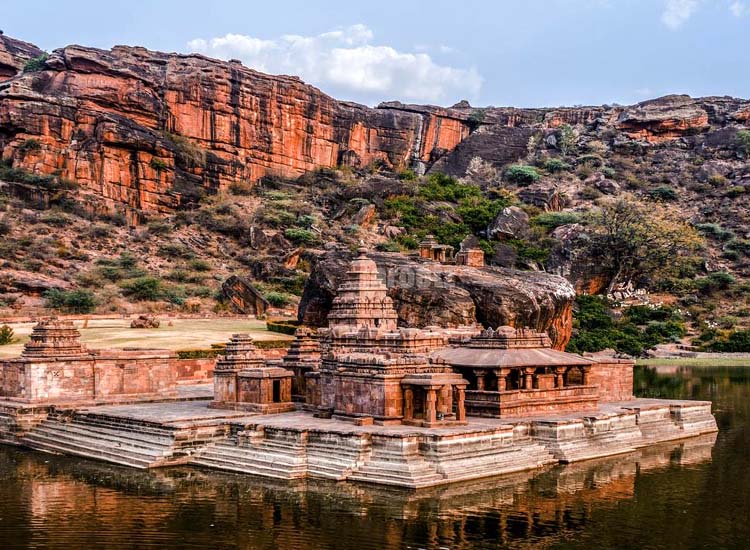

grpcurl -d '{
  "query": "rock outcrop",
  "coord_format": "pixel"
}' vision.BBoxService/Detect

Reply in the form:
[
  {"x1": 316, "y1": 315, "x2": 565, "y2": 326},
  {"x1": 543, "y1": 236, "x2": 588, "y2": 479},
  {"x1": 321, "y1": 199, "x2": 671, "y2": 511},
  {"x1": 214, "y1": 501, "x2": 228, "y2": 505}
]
[
  {"x1": 298, "y1": 248, "x2": 575, "y2": 350},
  {"x1": 0, "y1": 40, "x2": 472, "y2": 217},
  {"x1": 1, "y1": 33, "x2": 749, "y2": 226},
  {"x1": 0, "y1": 34, "x2": 43, "y2": 81}
]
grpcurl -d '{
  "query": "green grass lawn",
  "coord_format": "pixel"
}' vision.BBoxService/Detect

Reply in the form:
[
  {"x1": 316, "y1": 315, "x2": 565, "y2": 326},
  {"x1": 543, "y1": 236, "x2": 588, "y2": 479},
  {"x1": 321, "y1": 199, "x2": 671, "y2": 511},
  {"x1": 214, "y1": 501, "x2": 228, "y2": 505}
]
[{"x1": 0, "y1": 318, "x2": 291, "y2": 358}]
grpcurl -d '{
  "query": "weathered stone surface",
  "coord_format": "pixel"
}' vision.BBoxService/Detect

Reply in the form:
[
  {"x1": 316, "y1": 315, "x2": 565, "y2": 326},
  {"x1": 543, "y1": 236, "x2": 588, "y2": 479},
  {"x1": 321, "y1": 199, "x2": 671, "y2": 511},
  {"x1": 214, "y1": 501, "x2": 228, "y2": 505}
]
[
  {"x1": 298, "y1": 248, "x2": 575, "y2": 349},
  {"x1": 487, "y1": 206, "x2": 530, "y2": 240},
  {"x1": 0, "y1": 268, "x2": 72, "y2": 294},
  {"x1": 222, "y1": 275, "x2": 269, "y2": 316},
  {"x1": 0, "y1": 34, "x2": 43, "y2": 81},
  {"x1": 130, "y1": 314, "x2": 160, "y2": 329},
  {"x1": 546, "y1": 224, "x2": 610, "y2": 295},
  {"x1": 0, "y1": 41, "x2": 471, "y2": 215},
  {"x1": 617, "y1": 95, "x2": 710, "y2": 143}
]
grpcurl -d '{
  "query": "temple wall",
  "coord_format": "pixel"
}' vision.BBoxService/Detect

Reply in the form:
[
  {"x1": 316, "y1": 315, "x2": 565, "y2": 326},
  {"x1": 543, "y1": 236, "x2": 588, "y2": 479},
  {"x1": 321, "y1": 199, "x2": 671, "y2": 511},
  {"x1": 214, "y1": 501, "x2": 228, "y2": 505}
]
[
  {"x1": 1, "y1": 352, "x2": 215, "y2": 405},
  {"x1": 589, "y1": 360, "x2": 634, "y2": 401}
]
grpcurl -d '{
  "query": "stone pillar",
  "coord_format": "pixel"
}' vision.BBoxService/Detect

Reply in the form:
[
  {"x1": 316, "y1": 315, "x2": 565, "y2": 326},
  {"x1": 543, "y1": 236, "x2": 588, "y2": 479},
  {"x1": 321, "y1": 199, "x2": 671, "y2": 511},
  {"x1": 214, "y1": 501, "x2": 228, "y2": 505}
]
[
  {"x1": 456, "y1": 387, "x2": 466, "y2": 422},
  {"x1": 524, "y1": 368, "x2": 535, "y2": 390},
  {"x1": 425, "y1": 388, "x2": 437, "y2": 424},
  {"x1": 497, "y1": 368, "x2": 509, "y2": 391},
  {"x1": 582, "y1": 366, "x2": 591, "y2": 386},
  {"x1": 403, "y1": 387, "x2": 414, "y2": 421},
  {"x1": 555, "y1": 367, "x2": 566, "y2": 388},
  {"x1": 475, "y1": 370, "x2": 485, "y2": 391}
]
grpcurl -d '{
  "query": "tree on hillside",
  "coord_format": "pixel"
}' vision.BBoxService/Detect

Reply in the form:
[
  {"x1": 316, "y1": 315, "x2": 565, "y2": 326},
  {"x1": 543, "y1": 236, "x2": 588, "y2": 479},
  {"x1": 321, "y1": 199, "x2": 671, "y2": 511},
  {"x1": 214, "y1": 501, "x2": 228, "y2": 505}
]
[{"x1": 583, "y1": 197, "x2": 704, "y2": 294}]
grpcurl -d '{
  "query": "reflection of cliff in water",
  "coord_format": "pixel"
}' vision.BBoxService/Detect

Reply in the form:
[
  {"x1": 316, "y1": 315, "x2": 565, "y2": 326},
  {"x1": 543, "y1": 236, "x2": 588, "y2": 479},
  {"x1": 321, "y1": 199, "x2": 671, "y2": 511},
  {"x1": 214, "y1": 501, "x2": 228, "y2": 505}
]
[{"x1": 0, "y1": 433, "x2": 716, "y2": 550}]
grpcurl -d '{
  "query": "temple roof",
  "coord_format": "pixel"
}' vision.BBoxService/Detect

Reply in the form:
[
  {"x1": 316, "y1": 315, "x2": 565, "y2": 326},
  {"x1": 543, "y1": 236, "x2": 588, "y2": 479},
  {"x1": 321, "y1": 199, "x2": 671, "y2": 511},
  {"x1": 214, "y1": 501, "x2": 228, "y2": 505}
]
[
  {"x1": 431, "y1": 326, "x2": 595, "y2": 368},
  {"x1": 431, "y1": 346, "x2": 595, "y2": 369}
]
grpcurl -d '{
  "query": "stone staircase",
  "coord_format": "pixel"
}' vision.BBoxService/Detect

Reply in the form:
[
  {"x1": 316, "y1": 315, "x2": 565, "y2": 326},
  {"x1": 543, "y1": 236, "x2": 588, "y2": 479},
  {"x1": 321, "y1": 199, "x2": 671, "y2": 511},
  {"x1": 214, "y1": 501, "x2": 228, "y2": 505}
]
[
  {"x1": 346, "y1": 434, "x2": 445, "y2": 488},
  {"x1": 21, "y1": 414, "x2": 181, "y2": 469},
  {"x1": 191, "y1": 427, "x2": 308, "y2": 480}
]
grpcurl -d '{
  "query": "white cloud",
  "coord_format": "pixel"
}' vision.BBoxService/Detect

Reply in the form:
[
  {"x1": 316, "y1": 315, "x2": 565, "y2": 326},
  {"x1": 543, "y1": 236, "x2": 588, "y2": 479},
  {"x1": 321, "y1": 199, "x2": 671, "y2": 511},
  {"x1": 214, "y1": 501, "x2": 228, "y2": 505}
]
[
  {"x1": 186, "y1": 25, "x2": 481, "y2": 106},
  {"x1": 661, "y1": 0, "x2": 701, "y2": 29},
  {"x1": 730, "y1": 1, "x2": 750, "y2": 17}
]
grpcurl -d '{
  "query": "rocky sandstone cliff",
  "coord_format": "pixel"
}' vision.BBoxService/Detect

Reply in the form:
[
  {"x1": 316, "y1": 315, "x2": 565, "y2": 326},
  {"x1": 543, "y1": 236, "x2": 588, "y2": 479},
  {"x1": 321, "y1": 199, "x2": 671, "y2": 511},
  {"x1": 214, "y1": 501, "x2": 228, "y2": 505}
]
[
  {"x1": 298, "y1": 249, "x2": 575, "y2": 350},
  {"x1": 0, "y1": 40, "x2": 471, "y2": 218},
  {"x1": 2, "y1": 34, "x2": 748, "y2": 223}
]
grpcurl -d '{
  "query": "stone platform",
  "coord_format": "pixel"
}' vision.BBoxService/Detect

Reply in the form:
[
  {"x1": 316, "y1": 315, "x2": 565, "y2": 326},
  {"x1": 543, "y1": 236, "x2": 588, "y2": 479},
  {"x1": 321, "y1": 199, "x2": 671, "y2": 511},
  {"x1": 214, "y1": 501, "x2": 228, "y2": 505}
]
[{"x1": 0, "y1": 396, "x2": 716, "y2": 489}]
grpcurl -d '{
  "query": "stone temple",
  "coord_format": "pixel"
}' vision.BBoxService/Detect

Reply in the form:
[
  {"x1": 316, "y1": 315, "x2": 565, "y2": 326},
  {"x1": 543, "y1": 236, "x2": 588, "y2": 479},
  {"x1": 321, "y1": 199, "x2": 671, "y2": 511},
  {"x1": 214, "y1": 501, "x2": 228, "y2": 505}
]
[{"x1": 0, "y1": 249, "x2": 718, "y2": 488}]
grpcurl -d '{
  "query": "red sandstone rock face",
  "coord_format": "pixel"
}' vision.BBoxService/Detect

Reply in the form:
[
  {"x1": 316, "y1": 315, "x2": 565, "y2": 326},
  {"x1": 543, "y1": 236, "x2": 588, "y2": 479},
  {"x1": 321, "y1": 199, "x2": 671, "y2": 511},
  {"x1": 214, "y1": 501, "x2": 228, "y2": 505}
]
[
  {"x1": 0, "y1": 42, "x2": 472, "y2": 215},
  {"x1": 0, "y1": 35, "x2": 43, "y2": 81},
  {"x1": 616, "y1": 95, "x2": 710, "y2": 143}
]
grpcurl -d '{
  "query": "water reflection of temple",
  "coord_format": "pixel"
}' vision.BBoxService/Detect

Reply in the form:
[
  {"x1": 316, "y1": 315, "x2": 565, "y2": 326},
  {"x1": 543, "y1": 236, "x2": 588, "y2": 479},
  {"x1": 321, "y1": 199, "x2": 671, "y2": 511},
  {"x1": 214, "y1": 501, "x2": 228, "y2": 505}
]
[{"x1": 2, "y1": 433, "x2": 716, "y2": 549}]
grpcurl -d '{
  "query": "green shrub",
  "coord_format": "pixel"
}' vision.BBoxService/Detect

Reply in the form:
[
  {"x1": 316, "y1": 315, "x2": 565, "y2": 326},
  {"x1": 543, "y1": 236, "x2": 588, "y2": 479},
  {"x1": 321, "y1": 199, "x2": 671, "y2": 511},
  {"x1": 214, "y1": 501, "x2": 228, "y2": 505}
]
[
  {"x1": 708, "y1": 175, "x2": 728, "y2": 187},
  {"x1": 18, "y1": 139, "x2": 42, "y2": 154},
  {"x1": 266, "y1": 319, "x2": 301, "y2": 335},
  {"x1": 398, "y1": 168, "x2": 417, "y2": 181},
  {"x1": 648, "y1": 186, "x2": 679, "y2": 201},
  {"x1": 708, "y1": 330, "x2": 750, "y2": 352},
  {"x1": 736, "y1": 130, "x2": 750, "y2": 158},
  {"x1": 120, "y1": 277, "x2": 163, "y2": 301},
  {"x1": 696, "y1": 271, "x2": 735, "y2": 294},
  {"x1": 189, "y1": 259, "x2": 212, "y2": 272},
  {"x1": 456, "y1": 196, "x2": 509, "y2": 233},
  {"x1": 576, "y1": 154, "x2": 604, "y2": 168},
  {"x1": 146, "y1": 220, "x2": 172, "y2": 235},
  {"x1": 566, "y1": 296, "x2": 685, "y2": 356},
  {"x1": 505, "y1": 165, "x2": 541, "y2": 185},
  {"x1": 695, "y1": 223, "x2": 735, "y2": 241},
  {"x1": 0, "y1": 217, "x2": 11, "y2": 236},
  {"x1": 532, "y1": 211, "x2": 581, "y2": 230},
  {"x1": 23, "y1": 53, "x2": 48, "y2": 73},
  {"x1": 725, "y1": 186, "x2": 747, "y2": 198},
  {"x1": 601, "y1": 167, "x2": 617, "y2": 178},
  {"x1": 295, "y1": 214, "x2": 316, "y2": 229},
  {"x1": 228, "y1": 181, "x2": 253, "y2": 195},
  {"x1": 0, "y1": 325, "x2": 15, "y2": 345},
  {"x1": 419, "y1": 173, "x2": 482, "y2": 202},
  {"x1": 542, "y1": 158, "x2": 570, "y2": 173},
  {"x1": 284, "y1": 227, "x2": 319, "y2": 245},
  {"x1": 149, "y1": 158, "x2": 169, "y2": 171},
  {"x1": 375, "y1": 240, "x2": 401, "y2": 252},
  {"x1": 44, "y1": 289, "x2": 97, "y2": 313},
  {"x1": 265, "y1": 291, "x2": 291, "y2": 307}
]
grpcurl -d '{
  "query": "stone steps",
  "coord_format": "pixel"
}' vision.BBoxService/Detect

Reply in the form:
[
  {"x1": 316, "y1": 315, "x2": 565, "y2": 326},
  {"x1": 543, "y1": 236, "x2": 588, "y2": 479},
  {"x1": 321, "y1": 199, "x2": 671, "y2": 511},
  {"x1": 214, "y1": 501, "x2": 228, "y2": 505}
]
[
  {"x1": 31, "y1": 423, "x2": 173, "y2": 454},
  {"x1": 73, "y1": 414, "x2": 174, "y2": 437},
  {"x1": 44, "y1": 419, "x2": 175, "y2": 447},
  {"x1": 21, "y1": 419, "x2": 177, "y2": 469},
  {"x1": 22, "y1": 431, "x2": 158, "y2": 469},
  {"x1": 192, "y1": 440, "x2": 308, "y2": 479}
]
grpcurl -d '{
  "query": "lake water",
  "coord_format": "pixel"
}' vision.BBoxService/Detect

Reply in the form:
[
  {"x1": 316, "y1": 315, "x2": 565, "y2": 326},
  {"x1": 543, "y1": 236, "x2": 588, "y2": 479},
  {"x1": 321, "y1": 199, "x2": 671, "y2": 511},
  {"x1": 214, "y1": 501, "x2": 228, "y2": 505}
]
[{"x1": 0, "y1": 365, "x2": 748, "y2": 549}]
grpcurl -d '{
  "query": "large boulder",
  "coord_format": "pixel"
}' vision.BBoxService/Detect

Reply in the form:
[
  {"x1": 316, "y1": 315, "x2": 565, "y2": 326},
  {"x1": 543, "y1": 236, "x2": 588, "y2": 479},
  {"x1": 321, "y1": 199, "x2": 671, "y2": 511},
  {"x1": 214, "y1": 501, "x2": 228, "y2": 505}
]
[
  {"x1": 298, "y1": 248, "x2": 575, "y2": 350},
  {"x1": 487, "y1": 206, "x2": 531, "y2": 240}
]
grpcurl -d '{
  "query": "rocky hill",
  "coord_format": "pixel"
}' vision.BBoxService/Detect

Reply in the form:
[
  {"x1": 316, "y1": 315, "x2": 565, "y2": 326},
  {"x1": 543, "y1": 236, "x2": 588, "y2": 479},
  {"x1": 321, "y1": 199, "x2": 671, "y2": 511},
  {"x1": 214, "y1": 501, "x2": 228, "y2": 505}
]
[{"x1": 1, "y1": 33, "x2": 749, "y2": 353}]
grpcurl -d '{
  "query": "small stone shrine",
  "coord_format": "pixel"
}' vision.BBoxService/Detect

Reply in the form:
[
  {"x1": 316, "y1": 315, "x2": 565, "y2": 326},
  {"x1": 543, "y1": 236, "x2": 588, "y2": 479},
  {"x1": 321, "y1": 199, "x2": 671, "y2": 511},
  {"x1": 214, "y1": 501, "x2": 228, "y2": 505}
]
[{"x1": 211, "y1": 333, "x2": 294, "y2": 413}]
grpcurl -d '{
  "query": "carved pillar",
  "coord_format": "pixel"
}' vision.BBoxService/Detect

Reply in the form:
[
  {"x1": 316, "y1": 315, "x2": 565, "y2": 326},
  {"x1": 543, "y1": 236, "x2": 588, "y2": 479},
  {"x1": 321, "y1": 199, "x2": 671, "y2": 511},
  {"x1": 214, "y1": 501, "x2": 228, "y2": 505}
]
[
  {"x1": 582, "y1": 366, "x2": 591, "y2": 386},
  {"x1": 425, "y1": 388, "x2": 437, "y2": 424},
  {"x1": 403, "y1": 387, "x2": 414, "y2": 421},
  {"x1": 456, "y1": 387, "x2": 466, "y2": 422},
  {"x1": 555, "y1": 367, "x2": 566, "y2": 388},
  {"x1": 497, "y1": 368, "x2": 510, "y2": 391},
  {"x1": 524, "y1": 368, "x2": 535, "y2": 390},
  {"x1": 475, "y1": 370, "x2": 485, "y2": 391}
]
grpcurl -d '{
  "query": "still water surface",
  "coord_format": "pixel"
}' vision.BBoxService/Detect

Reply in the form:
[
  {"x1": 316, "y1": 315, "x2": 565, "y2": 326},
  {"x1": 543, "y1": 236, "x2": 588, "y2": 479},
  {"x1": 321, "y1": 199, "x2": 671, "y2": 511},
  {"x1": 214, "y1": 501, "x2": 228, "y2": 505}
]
[{"x1": 0, "y1": 365, "x2": 748, "y2": 549}]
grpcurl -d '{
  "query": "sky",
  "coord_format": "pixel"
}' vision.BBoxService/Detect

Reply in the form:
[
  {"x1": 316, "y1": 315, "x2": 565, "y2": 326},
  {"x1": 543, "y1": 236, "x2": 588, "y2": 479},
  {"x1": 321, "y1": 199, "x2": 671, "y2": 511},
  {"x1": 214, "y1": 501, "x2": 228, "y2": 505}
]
[{"x1": 2, "y1": 0, "x2": 748, "y2": 108}]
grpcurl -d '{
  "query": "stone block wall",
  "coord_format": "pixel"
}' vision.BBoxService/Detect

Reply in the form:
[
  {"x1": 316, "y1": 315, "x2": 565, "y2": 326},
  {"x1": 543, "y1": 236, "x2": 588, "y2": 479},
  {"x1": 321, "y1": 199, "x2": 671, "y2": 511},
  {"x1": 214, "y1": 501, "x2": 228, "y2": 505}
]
[
  {"x1": 0, "y1": 351, "x2": 205, "y2": 404},
  {"x1": 588, "y1": 360, "x2": 634, "y2": 401}
]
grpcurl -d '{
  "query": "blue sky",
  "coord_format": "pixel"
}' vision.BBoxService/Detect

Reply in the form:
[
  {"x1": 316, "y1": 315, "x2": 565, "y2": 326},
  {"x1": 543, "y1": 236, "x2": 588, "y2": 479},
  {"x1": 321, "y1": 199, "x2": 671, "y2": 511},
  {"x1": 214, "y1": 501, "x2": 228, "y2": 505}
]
[{"x1": 2, "y1": 0, "x2": 748, "y2": 107}]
